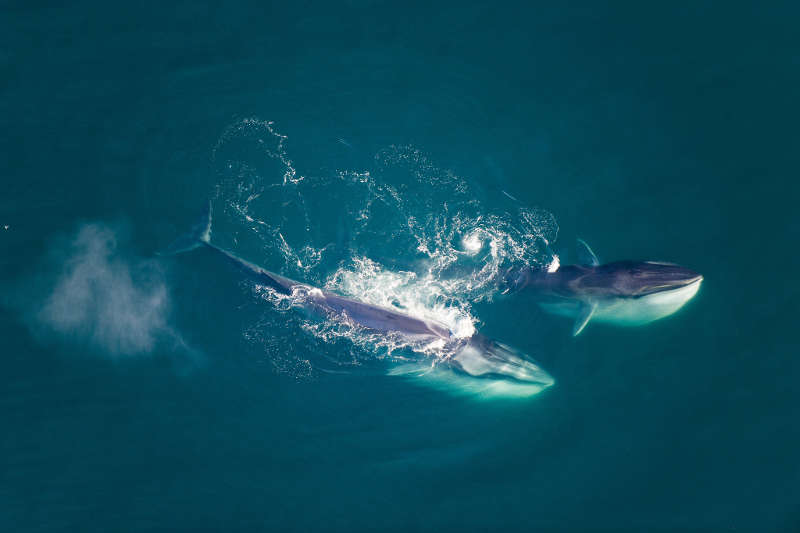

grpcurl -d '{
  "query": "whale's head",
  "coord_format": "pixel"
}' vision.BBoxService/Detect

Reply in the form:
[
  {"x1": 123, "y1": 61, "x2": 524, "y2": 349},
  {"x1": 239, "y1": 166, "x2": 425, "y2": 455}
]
[
  {"x1": 387, "y1": 335, "x2": 554, "y2": 399},
  {"x1": 448, "y1": 335, "x2": 554, "y2": 393},
  {"x1": 577, "y1": 260, "x2": 703, "y2": 326},
  {"x1": 606, "y1": 261, "x2": 703, "y2": 298}
]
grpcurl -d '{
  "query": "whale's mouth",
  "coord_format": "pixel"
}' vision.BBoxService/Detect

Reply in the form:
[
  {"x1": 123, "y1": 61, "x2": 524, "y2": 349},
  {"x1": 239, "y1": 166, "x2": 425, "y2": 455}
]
[
  {"x1": 387, "y1": 362, "x2": 554, "y2": 399},
  {"x1": 636, "y1": 272, "x2": 703, "y2": 297},
  {"x1": 449, "y1": 336, "x2": 555, "y2": 389},
  {"x1": 675, "y1": 273, "x2": 704, "y2": 288}
]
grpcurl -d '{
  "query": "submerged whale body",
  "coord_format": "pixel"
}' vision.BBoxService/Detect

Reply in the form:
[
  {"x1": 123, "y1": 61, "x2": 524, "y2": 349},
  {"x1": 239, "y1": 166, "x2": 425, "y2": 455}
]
[
  {"x1": 504, "y1": 239, "x2": 703, "y2": 335},
  {"x1": 165, "y1": 204, "x2": 554, "y2": 398}
]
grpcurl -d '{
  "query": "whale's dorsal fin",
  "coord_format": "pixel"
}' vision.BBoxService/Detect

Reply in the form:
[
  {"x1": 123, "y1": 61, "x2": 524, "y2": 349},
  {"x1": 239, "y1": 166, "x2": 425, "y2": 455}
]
[
  {"x1": 576, "y1": 238, "x2": 599, "y2": 267},
  {"x1": 572, "y1": 302, "x2": 596, "y2": 336}
]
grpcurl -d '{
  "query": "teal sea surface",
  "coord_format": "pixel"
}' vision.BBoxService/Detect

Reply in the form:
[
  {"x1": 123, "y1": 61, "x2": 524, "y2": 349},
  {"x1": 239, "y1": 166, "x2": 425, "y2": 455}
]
[{"x1": 2, "y1": 2, "x2": 799, "y2": 531}]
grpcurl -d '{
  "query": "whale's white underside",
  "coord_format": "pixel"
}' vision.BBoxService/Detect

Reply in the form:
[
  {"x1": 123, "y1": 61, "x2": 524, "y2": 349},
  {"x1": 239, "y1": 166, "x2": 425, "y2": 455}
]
[
  {"x1": 387, "y1": 363, "x2": 551, "y2": 399},
  {"x1": 540, "y1": 278, "x2": 702, "y2": 326}
]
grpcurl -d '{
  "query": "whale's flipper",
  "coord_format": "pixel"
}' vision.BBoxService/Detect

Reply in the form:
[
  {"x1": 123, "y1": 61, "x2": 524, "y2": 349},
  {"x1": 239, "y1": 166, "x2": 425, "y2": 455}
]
[
  {"x1": 572, "y1": 301, "x2": 596, "y2": 336},
  {"x1": 576, "y1": 238, "x2": 599, "y2": 267},
  {"x1": 158, "y1": 201, "x2": 213, "y2": 256}
]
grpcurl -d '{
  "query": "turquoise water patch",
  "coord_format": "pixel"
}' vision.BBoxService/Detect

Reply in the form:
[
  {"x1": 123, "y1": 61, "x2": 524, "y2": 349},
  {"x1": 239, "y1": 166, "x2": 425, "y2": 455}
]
[{"x1": 2, "y1": 2, "x2": 798, "y2": 531}]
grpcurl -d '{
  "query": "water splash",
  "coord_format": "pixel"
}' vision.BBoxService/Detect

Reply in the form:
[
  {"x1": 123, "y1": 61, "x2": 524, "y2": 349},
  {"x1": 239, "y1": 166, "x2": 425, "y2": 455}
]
[{"x1": 211, "y1": 120, "x2": 558, "y2": 378}]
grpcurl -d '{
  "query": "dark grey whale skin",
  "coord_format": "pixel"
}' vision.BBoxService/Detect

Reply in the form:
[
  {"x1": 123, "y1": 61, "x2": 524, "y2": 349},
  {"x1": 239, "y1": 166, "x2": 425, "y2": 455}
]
[
  {"x1": 202, "y1": 241, "x2": 451, "y2": 339},
  {"x1": 161, "y1": 199, "x2": 552, "y2": 387},
  {"x1": 505, "y1": 261, "x2": 703, "y2": 301},
  {"x1": 198, "y1": 240, "x2": 553, "y2": 387}
]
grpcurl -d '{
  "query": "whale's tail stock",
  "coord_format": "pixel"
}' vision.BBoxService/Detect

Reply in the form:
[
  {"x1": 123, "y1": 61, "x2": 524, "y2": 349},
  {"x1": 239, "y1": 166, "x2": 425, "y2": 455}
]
[{"x1": 158, "y1": 201, "x2": 213, "y2": 256}]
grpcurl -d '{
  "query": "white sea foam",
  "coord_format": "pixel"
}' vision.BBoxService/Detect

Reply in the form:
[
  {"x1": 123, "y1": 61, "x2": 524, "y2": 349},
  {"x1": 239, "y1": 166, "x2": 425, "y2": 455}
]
[{"x1": 213, "y1": 120, "x2": 558, "y2": 378}]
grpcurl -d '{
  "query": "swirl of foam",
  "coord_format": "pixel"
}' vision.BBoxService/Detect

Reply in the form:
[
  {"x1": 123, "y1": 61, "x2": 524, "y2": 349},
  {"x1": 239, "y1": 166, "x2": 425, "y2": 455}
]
[{"x1": 212, "y1": 121, "x2": 558, "y2": 377}]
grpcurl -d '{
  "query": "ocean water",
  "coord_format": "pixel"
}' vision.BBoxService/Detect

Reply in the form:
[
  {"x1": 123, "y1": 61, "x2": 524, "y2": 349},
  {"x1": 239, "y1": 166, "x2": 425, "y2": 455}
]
[{"x1": 2, "y1": 2, "x2": 799, "y2": 531}]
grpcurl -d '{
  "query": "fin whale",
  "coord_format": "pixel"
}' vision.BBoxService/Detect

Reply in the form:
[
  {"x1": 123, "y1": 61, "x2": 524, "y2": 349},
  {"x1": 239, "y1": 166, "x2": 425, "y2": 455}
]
[
  {"x1": 165, "y1": 203, "x2": 554, "y2": 396},
  {"x1": 504, "y1": 239, "x2": 703, "y2": 336}
]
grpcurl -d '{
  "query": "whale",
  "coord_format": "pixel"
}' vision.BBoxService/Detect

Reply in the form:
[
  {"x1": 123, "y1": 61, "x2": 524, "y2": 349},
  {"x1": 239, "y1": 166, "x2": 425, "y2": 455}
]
[
  {"x1": 164, "y1": 204, "x2": 554, "y2": 397},
  {"x1": 503, "y1": 239, "x2": 703, "y2": 336}
]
